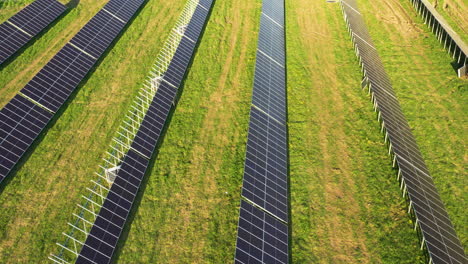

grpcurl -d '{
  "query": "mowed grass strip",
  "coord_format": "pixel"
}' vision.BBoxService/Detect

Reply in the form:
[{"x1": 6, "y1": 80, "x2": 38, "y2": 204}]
[
  {"x1": 114, "y1": 0, "x2": 261, "y2": 262},
  {"x1": 0, "y1": 0, "x2": 188, "y2": 262},
  {"x1": 358, "y1": 0, "x2": 467, "y2": 252},
  {"x1": 286, "y1": 0, "x2": 425, "y2": 263}
]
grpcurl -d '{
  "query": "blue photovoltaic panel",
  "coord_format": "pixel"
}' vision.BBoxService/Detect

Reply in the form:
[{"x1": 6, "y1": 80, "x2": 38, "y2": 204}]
[
  {"x1": 0, "y1": 0, "x2": 66, "y2": 64},
  {"x1": 183, "y1": 4, "x2": 208, "y2": 42},
  {"x1": 69, "y1": 10, "x2": 126, "y2": 59},
  {"x1": 341, "y1": 0, "x2": 467, "y2": 263},
  {"x1": 236, "y1": 0, "x2": 288, "y2": 263},
  {"x1": 198, "y1": 0, "x2": 212, "y2": 8},
  {"x1": 0, "y1": 95, "x2": 53, "y2": 181},
  {"x1": 76, "y1": 0, "x2": 214, "y2": 263},
  {"x1": 0, "y1": 23, "x2": 30, "y2": 63},
  {"x1": 70, "y1": 0, "x2": 146, "y2": 59},
  {"x1": 242, "y1": 107, "x2": 288, "y2": 222},
  {"x1": 131, "y1": 82, "x2": 176, "y2": 159},
  {"x1": 0, "y1": 0, "x2": 146, "y2": 184},
  {"x1": 258, "y1": 14, "x2": 284, "y2": 65},
  {"x1": 161, "y1": 37, "x2": 197, "y2": 87},
  {"x1": 252, "y1": 51, "x2": 286, "y2": 125},
  {"x1": 235, "y1": 201, "x2": 288, "y2": 264},
  {"x1": 261, "y1": 0, "x2": 284, "y2": 27},
  {"x1": 20, "y1": 44, "x2": 97, "y2": 112},
  {"x1": 8, "y1": 0, "x2": 67, "y2": 36}
]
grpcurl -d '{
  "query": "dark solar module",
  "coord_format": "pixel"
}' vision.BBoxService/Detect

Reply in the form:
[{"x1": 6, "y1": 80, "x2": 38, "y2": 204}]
[
  {"x1": 69, "y1": 10, "x2": 126, "y2": 59},
  {"x1": 235, "y1": 201, "x2": 288, "y2": 264},
  {"x1": 76, "y1": 149, "x2": 148, "y2": 264},
  {"x1": 20, "y1": 44, "x2": 97, "y2": 112},
  {"x1": 0, "y1": 95, "x2": 53, "y2": 182},
  {"x1": 241, "y1": 107, "x2": 288, "y2": 222},
  {"x1": 252, "y1": 51, "x2": 286, "y2": 125},
  {"x1": 0, "y1": 0, "x2": 66, "y2": 65}
]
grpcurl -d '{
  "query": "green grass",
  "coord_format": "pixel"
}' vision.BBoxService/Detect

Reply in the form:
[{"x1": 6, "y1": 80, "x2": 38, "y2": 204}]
[{"x1": 0, "y1": 0, "x2": 465, "y2": 262}]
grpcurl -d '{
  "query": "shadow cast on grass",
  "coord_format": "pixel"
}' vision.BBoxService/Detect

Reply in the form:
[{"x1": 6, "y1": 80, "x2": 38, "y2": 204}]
[
  {"x1": 0, "y1": 0, "x2": 149, "y2": 195},
  {"x1": 111, "y1": 2, "x2": 216, "y2": 262}
]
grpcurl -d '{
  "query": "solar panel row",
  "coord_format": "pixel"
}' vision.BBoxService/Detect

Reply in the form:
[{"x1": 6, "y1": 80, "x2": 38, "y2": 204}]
[
  {"x1": 0, "y1": 0, "x2": 67, "y2": 65},
  {"x1": 76, "y1": 1, "x2": 214, "y2": 263},
  {"x1": 409, "y1": 0, "x2": 467, "y2": 69},
  {"x1": 235, "y1": 0, "x2": 289, "y2": 263},
  {"x1": 341, "y1": 1, "x2": 467, "y2": 263},
  {"x1": 0, "y1": 0, "x2": 146, "y2": 184}
]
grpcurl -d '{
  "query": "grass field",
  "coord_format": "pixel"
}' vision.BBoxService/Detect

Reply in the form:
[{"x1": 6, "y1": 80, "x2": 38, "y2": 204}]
[{"x1": 0, "y1": 0, "x2": 466, "y2": 263}]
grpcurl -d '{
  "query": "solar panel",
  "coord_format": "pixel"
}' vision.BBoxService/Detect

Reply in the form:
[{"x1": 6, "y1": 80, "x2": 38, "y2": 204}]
[
  {"x1": 69, "y1": 10, "x2": 126, "y2": 59},
  {"x1": 341, "y1": 1, "x2": 467, "y2": 263},
  {"x1": 20, "y1": 44, "x2": 97, "y2": 112},
  {"x1": 235, "y1": 0, "x2": 288, "y2": 262},
  {"x1": 161, "y1": 37, "x2": 197, "y2": 87},
  {"x1": 183, "y1": 5, "x2": 208, "y2": 41},
  {"x1": 0, "y1": 0, "x2": 67, "y2": 65},
  {"x1": 131, "y1": 82, "x2": 176, "y2": 159},
  {"x1": 0, "y1": 95, "x2": 53, "y2": 181},
  {"x1": 0, "y1": 23, "x2": 31, "y2": 63},
  {"x1": 242, "y1": 107, "x2": 288, "y2": 222},
  {"x1": 0, "y1": 0, "x2": 146, "y2": 185},
  {"x1": 76, "y1": 149, "x2": 148, "y2": 264},
  {"x1": 76, "y1": 1, "x2": 214, "y2": 262},
  {"x1": 235, "y1": 201, "x2": 288, "y2": 264},
  {"x1": 252, "y1": 51, "x2": 286, "y2": 125}
]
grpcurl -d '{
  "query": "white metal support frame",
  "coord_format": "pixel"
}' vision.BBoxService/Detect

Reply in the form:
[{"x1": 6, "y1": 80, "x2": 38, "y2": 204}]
[{"x1": 49, "y1": 0, "x2": 200, "y2": 263}]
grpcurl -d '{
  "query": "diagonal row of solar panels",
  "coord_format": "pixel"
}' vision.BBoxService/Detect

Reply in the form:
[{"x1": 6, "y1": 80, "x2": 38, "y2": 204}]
[
  {"x1": 0, "y1": 0, "x2": 67, "y2": 65},
  {"x1": 76, "y1": 1, "x2": 214, "y2": 263},
  {"x1": 236, "y1": 0, "x2": 289, "y2": 263},
  {"x1": 341, "y1": 1, "x2": 467, "y2": 263},
  {"x1": 0, "y1": 0, "x2": 146, "y2": 184}
]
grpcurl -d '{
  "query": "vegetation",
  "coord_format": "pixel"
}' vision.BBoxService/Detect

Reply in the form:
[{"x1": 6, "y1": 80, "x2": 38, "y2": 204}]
[{"x1": 0, "y1": 0, "x2": 465, "y2": 262}]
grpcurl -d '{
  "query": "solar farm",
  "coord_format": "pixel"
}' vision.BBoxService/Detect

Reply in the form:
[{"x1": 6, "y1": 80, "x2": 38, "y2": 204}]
[{"x1": 0, "y1": 0, "x2": 466, "y2": 263}]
